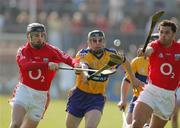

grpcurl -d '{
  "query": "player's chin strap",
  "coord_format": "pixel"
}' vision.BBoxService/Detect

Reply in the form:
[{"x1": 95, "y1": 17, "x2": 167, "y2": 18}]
[{"x1": 29, "y1": 32, "x2": 33, "y2": 43}]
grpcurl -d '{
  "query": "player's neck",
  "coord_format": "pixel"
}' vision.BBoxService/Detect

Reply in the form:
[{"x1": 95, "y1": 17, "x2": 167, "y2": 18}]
[{"x1": 163, "y1": 41, "x2": 172, "y2": 48}]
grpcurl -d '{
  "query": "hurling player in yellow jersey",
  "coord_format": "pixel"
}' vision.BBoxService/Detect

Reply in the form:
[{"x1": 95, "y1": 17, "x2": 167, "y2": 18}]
[
  {"x1": 65, "y1": 30, "x2": 140, "y2": 128},
  {"x1": 118, "y1": 33, "x2": 159, "y2": 126}
]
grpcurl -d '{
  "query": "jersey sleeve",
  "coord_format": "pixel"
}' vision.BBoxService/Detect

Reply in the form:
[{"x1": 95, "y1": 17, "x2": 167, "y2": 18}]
[
  {"x1": 54, "y1": 48, "x2": 79, "y2": 67},
  {"x1": 16, "y1": 48, "x2": 48, "y2": 70},
  {"x1": 148, "y1": 40, "x2": 159, "y2": 53},
  {"x1": 75, "y1": 49, "x2": 89, "y2": 64}
]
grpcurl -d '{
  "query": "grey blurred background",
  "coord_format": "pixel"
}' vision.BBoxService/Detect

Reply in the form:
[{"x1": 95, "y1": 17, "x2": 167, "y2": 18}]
[{"x1": 0, "y1": 0, "x2": 179, "y2": 101}]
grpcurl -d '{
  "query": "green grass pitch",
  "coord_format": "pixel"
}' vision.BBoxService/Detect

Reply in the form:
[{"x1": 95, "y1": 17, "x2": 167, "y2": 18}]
[{"x1": 0, "y1": 95, "x2": 173, "y2": 128}]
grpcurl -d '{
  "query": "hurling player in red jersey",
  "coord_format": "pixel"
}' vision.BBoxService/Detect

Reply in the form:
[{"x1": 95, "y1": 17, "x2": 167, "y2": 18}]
[
  {"x1": 9, "y1": 23, "x2": 80, "y2": 128},
  {"x1": 171, "y1": 39, "x2": 180, "y2": 128},
  {"x1": 131, "y1": 20, "x2": 180, "y2": 128}
]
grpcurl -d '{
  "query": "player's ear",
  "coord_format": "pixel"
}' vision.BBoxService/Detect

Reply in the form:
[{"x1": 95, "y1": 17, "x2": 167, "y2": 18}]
[
  {"x1": 87, "y1": 40, "x2": 92, "y2": 47},
  {"x1": 26, "y1": 33, "x2": 29, "y2": 38}
]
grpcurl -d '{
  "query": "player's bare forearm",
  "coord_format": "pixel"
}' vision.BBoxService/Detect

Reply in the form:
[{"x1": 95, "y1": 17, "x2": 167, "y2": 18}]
[
  {"x1": 120, "y1": 78, "x2": 131, "y2": 102},
  {"x1": 144, "y1": 46, "x2": 154, "y2": 57},
  {"x1": 122, "y1": 59, "x2": 142, "y2": 95},
  {"x1": 118, "y1": 78, "x2": 131, "y2": 110},
  {"x1": 138, "y1": 47, "x2": 153, "y2": 57},
  {"x1": 123, "y1": 60, "x2": 136, "y2": 86}
]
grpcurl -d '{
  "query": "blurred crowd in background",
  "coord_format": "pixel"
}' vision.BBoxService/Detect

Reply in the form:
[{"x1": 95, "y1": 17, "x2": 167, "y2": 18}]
[{"x1": 0, "y1": 0, "x2": 179, "y2": 100}]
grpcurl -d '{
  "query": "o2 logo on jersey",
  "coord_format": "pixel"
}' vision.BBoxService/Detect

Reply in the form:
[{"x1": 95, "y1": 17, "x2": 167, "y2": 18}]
[
  {"x1": 160, "y1": 63, "x2": 174, "y2": 78},
  {"x1": 29, "y1": 69, "x2": 45, "y2": 82}
]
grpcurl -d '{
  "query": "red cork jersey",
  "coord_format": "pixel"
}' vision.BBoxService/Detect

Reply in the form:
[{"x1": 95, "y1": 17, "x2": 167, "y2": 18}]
[
  {"x1": 148, "y1": 40, "x2": 180, "y2": 90},
  {"x1": 16, "y1": 42, "x2": 76, "y2": 91}
]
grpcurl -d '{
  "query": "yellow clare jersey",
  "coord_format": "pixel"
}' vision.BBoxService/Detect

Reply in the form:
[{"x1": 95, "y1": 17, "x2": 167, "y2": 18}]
[
  {"x1": 75, "y1": 48, "x2": 116, "y2": 94},
  {"x1": 126, "y1": 56, "x2": 149, "y2": 96}
]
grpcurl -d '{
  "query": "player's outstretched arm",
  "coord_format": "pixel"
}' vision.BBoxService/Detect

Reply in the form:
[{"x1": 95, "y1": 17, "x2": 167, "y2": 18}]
[
  {"x1": 118, "y1": 78, "x2": 131, "y2": 110},
  {"x1": 122, "y1": 59, "x2": 141, "y2": 93}
]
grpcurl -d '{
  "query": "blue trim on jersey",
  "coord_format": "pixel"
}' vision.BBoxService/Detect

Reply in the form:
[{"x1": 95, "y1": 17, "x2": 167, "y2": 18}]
[
  {"x1": 135, "y1": 72, "x2": 147, "y2": 84},
  {"x1": 79, "y1": 48, "x2": 116, "y2": 54},
  {"x1": 104, "y1": 48, "x2": 116, "y2": 53},
  {"x1": 124, "y1": 73, "x2": 147, "y2": 84},
  {"x1": 124, "y1": 78, "x2": 131, "y2": 83},
  {"x1": 79, "y1": 48, "x2": 90, "y2": 54}
]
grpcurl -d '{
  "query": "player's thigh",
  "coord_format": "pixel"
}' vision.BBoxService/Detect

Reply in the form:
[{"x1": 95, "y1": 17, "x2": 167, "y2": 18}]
[
  {"x1": 66, "y1": 112, "x2": 82, "y2": 128},
  {"x1": 84, "y1": 109, "x2": 102, "y2": 127},
  {"x1": 133, "y1": 101, "x2": 153, "y2": 123},
  {"x1": 150, "y1": 114, "x2": 168, "y2": 128},
  {"x1": 11, "y1": 104, "x2": 26, "y2": 124},
  {"x1": 21, "y1": 115, "x2": 39, "y2": 128}
]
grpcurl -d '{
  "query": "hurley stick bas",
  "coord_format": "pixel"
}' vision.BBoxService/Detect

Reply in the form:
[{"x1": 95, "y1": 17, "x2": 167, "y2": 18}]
[
  {"x1": 58, "y1": 67, "x2": 116, "y2": 75},
  {"x1": 142, "y1": 10, "x2": 165, "y2": 53}
]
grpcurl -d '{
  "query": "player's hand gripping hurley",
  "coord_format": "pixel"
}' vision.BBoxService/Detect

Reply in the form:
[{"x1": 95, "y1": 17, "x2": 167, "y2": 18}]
[{"x1": 88, "y1": 53, "x2": 125, "y2": 80}]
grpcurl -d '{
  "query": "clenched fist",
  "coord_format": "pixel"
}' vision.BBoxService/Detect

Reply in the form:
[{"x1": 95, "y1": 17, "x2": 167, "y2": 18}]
[{"x1": 48, "y1": 62, "x2": 58, "y2": 71}]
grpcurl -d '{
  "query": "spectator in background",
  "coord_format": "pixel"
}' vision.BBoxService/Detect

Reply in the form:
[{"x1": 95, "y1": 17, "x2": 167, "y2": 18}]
[
  {"x1": 126, "y1": 44, "x2": 137, "y2": 61},
  {"x1": 71, "y1": 11, "x2": 84, "y2": 50},
  {"x1": 95, "y1": 15, "x2": 109, "y2": 32},
  {"x1": 0, "y1": 12, "x2": 5, "y2": 33},
  {"x1": 37, "y1": 11, "x2": 48, "y2": 25},
  {"x1": 61, "y1": 13, "x2": 72, "y2": 51},
  {"x1": 120, "y1": 16, "x2": 136, "y2": 34},
  {"x1": 47, "y1": 11, "x2": 63, "y2": 98},
  {"x1": 16, "y1": 10, "x2": 29, "y2": 25},
  {"x1": 108, "y1": 0, "x2": 125, "y2": 28},
  {"x1": 47, "y1": 11, "x2": 62, "y2": 49}
]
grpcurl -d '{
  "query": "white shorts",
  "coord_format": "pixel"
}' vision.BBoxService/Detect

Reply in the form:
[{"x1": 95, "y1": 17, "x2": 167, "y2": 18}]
[
  {"x1": 10, "y1": 83, "x2": 49, "y2": 121},
  {"x1": 137, "y1": 83, "x2": 175, "y2": 120}
]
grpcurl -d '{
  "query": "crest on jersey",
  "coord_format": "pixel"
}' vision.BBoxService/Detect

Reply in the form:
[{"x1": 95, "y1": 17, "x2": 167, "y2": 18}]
[
  {"x1": 159, "y1": 53, "x2": 163, "y2": 58},
  {"x1": 43, "y1": 58, "x2": 49, "y2": 62},
  {"x1": 174, "y1": 54, "x2": 180, "y2": 61}
]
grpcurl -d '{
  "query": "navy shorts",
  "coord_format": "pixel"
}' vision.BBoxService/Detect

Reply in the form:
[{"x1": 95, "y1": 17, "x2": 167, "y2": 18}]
[
  {"x1": 128, "y1": 96, "x2": 138, "y2": 113},
  {"x1": 66, "y1": 88, "x2": 106, "y2": 118}
]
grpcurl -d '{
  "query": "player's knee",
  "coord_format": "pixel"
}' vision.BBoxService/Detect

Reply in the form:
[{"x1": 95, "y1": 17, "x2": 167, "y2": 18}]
[
  {"x1": 85, "y1": 122, "x2": 99, "y2": 128},
  {"x1": 66, "y1": 122, "x2": 75, "y2": 128},
  {"x1": 172, "y1": 115, "x2": 177, "y2": 121},
  {"x1": 131, "y1": 120, "x2": 144, "y2": 128},
  {"x1": 9, "y1": 121, "x2": 22, "y2": 128}
]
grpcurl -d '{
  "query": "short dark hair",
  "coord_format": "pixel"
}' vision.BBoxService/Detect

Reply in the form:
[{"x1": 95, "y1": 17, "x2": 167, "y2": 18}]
[{"x1": 158, "y1": 20, "x2": 177, "y2": 33}]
